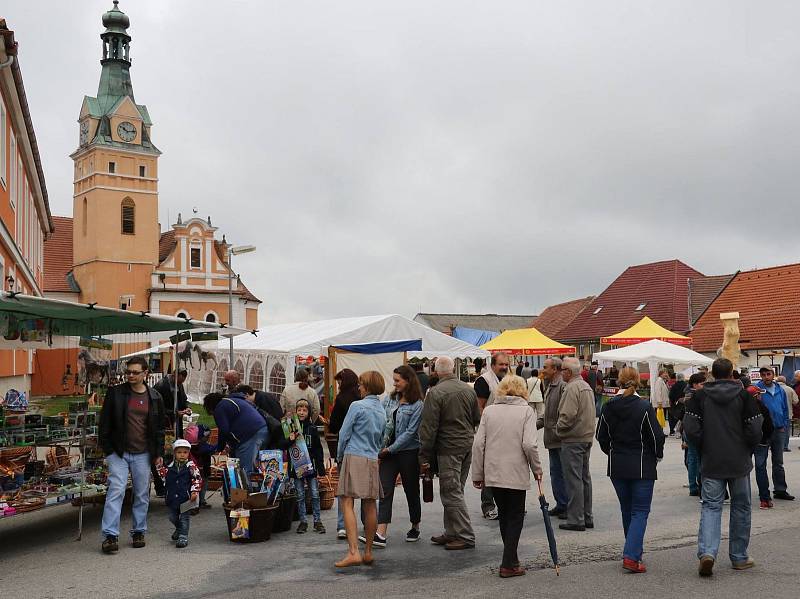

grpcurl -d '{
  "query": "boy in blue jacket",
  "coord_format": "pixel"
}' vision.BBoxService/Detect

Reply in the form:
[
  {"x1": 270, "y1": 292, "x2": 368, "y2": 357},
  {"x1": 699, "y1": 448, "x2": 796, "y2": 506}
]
[{"x1": 158, "y1": 439, "x2": 203, "y2": 548}]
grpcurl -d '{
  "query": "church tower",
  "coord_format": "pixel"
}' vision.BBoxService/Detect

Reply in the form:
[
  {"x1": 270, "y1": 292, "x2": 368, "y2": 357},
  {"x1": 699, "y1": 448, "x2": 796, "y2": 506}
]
[{"x1": 70, "y1": 1, "x2": 160, "y2": 311}]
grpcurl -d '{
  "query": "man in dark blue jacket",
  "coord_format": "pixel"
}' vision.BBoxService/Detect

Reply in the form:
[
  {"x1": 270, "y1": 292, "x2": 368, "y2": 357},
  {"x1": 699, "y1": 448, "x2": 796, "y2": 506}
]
[
  {"x1": 755, "y1": 367, "x2": 794, "y2": 501},
  {"x1": 684, "y1": 358, "x2": 763, "y2": 577}
]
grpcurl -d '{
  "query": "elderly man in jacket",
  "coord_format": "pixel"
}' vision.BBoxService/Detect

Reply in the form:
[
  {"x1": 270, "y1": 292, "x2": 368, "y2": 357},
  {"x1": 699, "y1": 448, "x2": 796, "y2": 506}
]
[
  {"x1": 556, "y1": 356, "x2": 596, "y2": 531},
  {"x1": 754, "y1": 368, "x2": 794, "y2": 500},
  {"x1": 419, "y1": 356, "x2": 481, "y2": 550},
  {"x1": 651, "y1": 370, "x2": 670, "y2": 433},
  {"x1": 684, "y1": 358, "x2": 764, "y2": 576},
  {"x1": 537, "y1": 357, "x2": 568, "y2": 517}
]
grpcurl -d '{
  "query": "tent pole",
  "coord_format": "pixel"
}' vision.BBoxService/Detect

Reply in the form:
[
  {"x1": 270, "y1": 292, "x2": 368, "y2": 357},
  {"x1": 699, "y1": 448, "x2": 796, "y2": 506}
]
[
  {"x1": 174, "y1": 330, "x2": 180, "y2": 438},
  {"x1": 77, "y1": 383, "x2": 88, "y2": 541}
]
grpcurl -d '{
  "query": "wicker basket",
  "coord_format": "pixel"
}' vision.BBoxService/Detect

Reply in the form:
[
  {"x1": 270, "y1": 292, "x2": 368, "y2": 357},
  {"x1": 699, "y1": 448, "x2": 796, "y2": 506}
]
[{"x1": 9, "y1": 496, "x2": 45, "y2": 513}]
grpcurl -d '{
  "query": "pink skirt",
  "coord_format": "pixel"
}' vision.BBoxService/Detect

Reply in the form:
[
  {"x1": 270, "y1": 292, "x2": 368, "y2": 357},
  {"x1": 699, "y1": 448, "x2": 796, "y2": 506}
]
[{"x1": 336, "y1": 454, "x2": 383, "y2": 499}]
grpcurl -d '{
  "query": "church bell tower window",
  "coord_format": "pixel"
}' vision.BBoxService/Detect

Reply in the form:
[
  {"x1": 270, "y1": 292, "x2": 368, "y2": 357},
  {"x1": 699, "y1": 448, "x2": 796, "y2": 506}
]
[{"x1": 121, "y1": 198, "x2": 135, "y2": 234}]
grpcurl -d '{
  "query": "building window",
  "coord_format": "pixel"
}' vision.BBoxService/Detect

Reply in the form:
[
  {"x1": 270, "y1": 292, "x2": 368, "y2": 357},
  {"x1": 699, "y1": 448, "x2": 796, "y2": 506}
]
[
  {"x1": 82, "y1": 198, "x2": 88, "y2": 236},
  {"x1": 249, "y1": 361, "x2": 264, "y2": 391},
  {"x1": 0, "y1": 96, "x2": 6, "y2": 186},
  {"x1": 119, "y1": 295, "x2": 134, "y2": 310},
  {"x1": 9, "y1": 132, "x2": 16, "y2": 207},
  {"x1": 205, "y1": 312, "x2": 217, "y2": 323},
  {"x1": 190, "y1": 246, "x2": 201, "y2": 269},
  {"x1": 139, "y1": 165, "x2": 146, "y2": 177},
  {"x1": 108, "y1": 161, "x2": 116, "y2": 173},
  {"x1": 592, "y1": 306, "x2": 603, "y2": 315},
  {"x1": 121, "y1": 198, "x2": 135, "y2": 234},
  {"x1": 635, "y1": 302, "x2": 647, "y2": 311},
  {"x1": 268, "y1": 363, "x2": 286, "y2": 394},
  {"x1": 176, "y1": 311, "x2": 189, "y2": 320}
]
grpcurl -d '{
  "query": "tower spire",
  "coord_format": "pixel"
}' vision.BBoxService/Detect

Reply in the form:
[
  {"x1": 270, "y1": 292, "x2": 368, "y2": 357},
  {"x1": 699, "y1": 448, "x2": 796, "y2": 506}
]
[{"x1": 97, "y1": 1, "x2": 134, "y2": 111}]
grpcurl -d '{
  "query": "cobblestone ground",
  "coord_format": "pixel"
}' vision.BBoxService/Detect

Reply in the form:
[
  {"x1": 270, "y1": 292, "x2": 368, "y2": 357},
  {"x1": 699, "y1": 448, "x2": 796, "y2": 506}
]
[{"x1": 2, "y1": 437, "x2": 798, "y2": 599}]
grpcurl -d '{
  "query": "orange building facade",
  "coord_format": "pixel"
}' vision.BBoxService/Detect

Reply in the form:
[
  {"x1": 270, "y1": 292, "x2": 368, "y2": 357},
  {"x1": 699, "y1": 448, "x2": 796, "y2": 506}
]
[
  {"x1": 34, "y1": 3, "x2": 260, "y2": 396},
  {"x1": 0, "y1": 20, "x2": 56, "y2": 397}
]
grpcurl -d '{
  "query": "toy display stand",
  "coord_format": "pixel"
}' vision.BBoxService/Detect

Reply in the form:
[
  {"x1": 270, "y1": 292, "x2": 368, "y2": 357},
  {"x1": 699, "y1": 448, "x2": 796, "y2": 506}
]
[{"x1": 0, "y1": 399, "x2": 103, "y2": 537}]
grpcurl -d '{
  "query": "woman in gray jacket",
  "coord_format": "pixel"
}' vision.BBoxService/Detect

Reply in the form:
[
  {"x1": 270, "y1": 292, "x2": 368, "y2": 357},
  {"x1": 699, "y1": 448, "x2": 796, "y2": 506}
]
[{"x1": 472, "y1": 375, "x2": 543, "y2": 578}]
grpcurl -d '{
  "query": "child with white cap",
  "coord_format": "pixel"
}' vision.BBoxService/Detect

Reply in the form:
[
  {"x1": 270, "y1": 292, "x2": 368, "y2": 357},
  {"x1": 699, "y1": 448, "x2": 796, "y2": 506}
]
[{"x1": 158, "y1": 439, "x2": 203, "y2": 547}]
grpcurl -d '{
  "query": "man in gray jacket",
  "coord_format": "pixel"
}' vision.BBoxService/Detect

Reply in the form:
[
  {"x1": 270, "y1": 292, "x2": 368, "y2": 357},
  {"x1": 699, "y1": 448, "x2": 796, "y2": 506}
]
[
  {"x1": 684, "y1": 358, "x2": 764, "y2": 577},
  {"x1": 419, "y1": 356, "x2": 481, "y2": 550},
  {"x1": 537, "y1": 357, "x2": 568, "y2": 517},
  {"x1": 556, "y1": 356, "x2": 596, "y2": 531}
]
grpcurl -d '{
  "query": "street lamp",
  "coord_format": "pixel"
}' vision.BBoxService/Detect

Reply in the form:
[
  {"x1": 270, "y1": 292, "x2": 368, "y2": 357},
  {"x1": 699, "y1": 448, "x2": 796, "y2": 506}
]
[{"x1": 227, "y1": 243, "x2": 256, "y2": 364}]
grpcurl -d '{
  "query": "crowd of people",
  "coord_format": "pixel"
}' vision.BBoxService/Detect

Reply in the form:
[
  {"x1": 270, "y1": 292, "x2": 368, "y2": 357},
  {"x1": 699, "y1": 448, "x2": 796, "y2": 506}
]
[{"x1": 95, "y1": 352, "x2": 796, "y2": 579}]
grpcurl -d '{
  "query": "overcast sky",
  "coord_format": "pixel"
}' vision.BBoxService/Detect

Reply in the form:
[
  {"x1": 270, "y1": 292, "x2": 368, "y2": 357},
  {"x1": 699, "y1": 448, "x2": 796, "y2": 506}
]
[{"x1": 6, "y1": 1, "x2": 799, "y2": 324}]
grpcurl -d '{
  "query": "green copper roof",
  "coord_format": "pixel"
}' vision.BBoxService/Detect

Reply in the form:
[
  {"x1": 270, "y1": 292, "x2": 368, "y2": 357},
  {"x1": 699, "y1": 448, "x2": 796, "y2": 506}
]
[{"x1": 102, "y1": 1, "x2": 130, "y2": 35}]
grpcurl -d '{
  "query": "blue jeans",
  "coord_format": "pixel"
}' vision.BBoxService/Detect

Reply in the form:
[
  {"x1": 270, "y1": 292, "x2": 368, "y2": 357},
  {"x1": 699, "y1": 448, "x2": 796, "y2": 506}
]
[
  {"x1": 611, "y1": 478, "x2": 655, "y2": 561},
  {"x1": 169, "y1": 506, "x2": 191, "y2": 541},
  {"x1": 698, "y1": 476, "x2": 751, "y2": 563},
  {"x1": 296, "y1": 476, "x2": 321, "y2": 523},
  {"x1": 101, "y1": 452, "x2": 152, "y2": 538},
  {"x1": 548, "y1": 448, "x2": 569, "y2": 511},
  {"x1": 686, "y1": 445, "x2": 701, "y2": 493},
  {"x1": 234, "y1": 425, "x2": 270, "y2": 480},
  {"x1": 784, "y1": 427, "x2": 791, "y2": 451}
]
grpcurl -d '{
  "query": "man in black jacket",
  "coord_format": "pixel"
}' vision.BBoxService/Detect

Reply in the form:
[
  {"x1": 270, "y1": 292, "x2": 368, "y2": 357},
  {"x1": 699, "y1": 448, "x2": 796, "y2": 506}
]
[
  {"x1": 99, "y1": 356, "x2": 166, "y2": 555},
  {"x1": 683, "y1": 358, "x2": 763, "y2": 577},
  {"x1": 153, "y1": 369, "x2": 189, "y2": 436}
]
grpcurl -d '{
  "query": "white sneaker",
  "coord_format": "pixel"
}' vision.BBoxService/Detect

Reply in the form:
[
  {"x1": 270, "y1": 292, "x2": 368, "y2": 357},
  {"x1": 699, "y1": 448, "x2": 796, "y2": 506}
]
[{"x1": 337, "y1": 529, "x2": 347, "y2": 539}]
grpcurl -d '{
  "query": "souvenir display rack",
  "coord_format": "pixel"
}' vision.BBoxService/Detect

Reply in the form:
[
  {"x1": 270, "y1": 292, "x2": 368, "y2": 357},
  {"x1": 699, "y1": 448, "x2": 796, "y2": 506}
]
[{"x1": 0, "y1": 400, "x2": 105, "y2": 532}]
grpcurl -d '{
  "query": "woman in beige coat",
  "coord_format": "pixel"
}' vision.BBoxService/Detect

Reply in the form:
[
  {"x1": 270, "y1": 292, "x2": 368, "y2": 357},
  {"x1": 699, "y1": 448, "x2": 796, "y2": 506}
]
[{"x1": 472, "y1": 374, "x2": 543, "y2": 578}]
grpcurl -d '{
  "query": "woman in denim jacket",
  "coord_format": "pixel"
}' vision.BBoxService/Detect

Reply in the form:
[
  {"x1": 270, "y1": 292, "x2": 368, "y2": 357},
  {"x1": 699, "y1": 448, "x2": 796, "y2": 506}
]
[
  {"x1": 335, "y1": 371, "x2": 387, "y2": 568},
  {"x1": 372, "y1": 365, "x2": 425, "y2": 546}
]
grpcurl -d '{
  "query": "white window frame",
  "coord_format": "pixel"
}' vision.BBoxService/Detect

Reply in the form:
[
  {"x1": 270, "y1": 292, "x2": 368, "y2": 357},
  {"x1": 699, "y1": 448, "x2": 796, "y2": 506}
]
[
  {"x1": 204, "y1": 311, "x2": 219, "y2": 323},
  {"x1": 189, "y1": 241, "x2": 202, "y2": 270},
  {"x1": 9, "y1": 131, "x2": 16, "y2": 208},
  {"x1": 175, "y1": 310, "x2": 190, "y2": 320},
  {"x1": 119, "y1": 295, "x2": 134, "y2": 310},
  {"x1": 0, "y1": 95, "x2": 6, "y2": 187}
]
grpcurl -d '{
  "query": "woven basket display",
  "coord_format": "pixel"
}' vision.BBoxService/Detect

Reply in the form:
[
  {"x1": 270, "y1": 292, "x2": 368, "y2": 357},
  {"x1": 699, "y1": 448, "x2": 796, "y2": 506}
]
[{"x1": 9, "y1": 496, "x2": 45, "y2": 513}]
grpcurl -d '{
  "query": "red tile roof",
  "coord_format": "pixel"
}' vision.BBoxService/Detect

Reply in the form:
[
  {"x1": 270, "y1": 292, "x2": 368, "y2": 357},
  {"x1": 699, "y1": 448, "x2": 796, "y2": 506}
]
[
  {"x1": 687, "y1": 274, "x2": 736, "y2": 325},
  {"x1": 557, "y1": 260, "x2": 704, "y2": 342},
  {"x1": 531, "y1": 296, "x2": 595, "y2": 338},
  {"x1": 43, "y1": 216, "x2": 74, "y2": 292},
  {"x1": 691, "y1": 263, "x2": 800, "y2": 352},
  {"x1": 158, "y1": 230, "x2": 176, "y2": 263}
]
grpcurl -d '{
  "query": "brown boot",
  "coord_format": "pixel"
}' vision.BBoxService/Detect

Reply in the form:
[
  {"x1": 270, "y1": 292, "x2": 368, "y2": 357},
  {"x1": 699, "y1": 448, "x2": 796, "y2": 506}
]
[
  {"x1": 445, "y1": 539, "x2": 474, "y2": 550},
  {"x1": 430, "y1": 534, "x2": 455, "y2": 545}
]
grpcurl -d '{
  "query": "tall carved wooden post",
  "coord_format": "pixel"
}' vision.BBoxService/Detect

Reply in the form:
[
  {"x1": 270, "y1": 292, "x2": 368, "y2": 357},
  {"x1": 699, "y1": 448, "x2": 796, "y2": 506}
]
[{"x1": 719, "y1": 312, "x2": 742, "y2": 368}]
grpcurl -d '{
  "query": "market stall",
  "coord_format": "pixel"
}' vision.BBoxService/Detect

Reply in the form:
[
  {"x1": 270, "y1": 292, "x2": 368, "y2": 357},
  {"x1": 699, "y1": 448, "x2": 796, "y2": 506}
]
[
  {"x1": 593, "y1": 338, "x2": 713, "y2": 385},
  {"x1": 0, "y1": 292, "x2": 245, "y2": 536},
  {"x1": 600, "y1": 316, "x2": 692, "y2": 348},
  {"x1": 480, "y1": 326, "x2": 576, "y2": 357}
]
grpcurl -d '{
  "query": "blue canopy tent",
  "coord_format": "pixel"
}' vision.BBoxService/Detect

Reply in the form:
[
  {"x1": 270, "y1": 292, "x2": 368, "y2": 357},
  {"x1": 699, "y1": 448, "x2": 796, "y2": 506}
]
[{"x1": 452, "y1": 326, "x2": 499, "y2": 347}]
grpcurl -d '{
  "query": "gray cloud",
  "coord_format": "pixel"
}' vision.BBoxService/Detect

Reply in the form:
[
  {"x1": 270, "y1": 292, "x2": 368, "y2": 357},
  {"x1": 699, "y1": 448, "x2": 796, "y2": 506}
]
[{"x1": 7, "y1": 1, "x2": 799, "y2": 323}]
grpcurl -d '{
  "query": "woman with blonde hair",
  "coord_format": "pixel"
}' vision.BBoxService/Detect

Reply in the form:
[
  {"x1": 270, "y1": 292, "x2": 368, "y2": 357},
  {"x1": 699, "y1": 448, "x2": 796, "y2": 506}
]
[
  {"x1": 472, "y1": 374, "x2": 542, "y2": 578},
  {"x1": 596, "y1": 367, "x2": 665, "y2": 574},
  {"x1": 335, "y1": 371, "x2": 387, "y2": 568}
]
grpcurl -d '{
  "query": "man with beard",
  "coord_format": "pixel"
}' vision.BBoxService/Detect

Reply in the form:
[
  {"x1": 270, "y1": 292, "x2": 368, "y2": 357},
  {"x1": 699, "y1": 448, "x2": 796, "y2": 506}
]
[{"x1": 473, "y1": 352, "x2": 510, "y2": 520}]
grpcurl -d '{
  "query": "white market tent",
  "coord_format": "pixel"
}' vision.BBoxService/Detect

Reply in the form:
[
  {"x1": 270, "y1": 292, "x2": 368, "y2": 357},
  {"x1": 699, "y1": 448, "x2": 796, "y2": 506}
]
[
  {"x1": 125, "y1": 314, "x2": 489, "y2": 403},
  {"x1": 227, "y1": 314, "x2": 489, "y2": 360},
  {"x1": 593, "y1": 339, "x2": 713, "y2": 382}
]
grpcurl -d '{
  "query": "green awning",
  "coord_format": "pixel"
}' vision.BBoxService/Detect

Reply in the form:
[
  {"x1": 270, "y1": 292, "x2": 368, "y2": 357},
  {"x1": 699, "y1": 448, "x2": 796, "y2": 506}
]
[{"x1": 0, "y1": 293, "x2": 249, "y2": 342}]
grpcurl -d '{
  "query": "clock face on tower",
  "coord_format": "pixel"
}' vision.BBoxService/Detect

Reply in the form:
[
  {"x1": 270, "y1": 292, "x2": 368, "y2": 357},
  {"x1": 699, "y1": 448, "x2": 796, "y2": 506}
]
[
  {"x1": 117, "y1": 121, "x2": 137, "y2": 142},
  {"x1": 80, "y1": 121, "x2": 90, "y2": 145}
]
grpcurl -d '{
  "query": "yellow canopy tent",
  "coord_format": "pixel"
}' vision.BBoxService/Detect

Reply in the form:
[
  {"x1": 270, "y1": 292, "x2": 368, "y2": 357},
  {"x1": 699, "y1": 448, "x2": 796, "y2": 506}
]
[
  {"x1": 600, "y1": 316, "x2": 692, "y2": 347},
  {"x1": 481, "y1": 327, "x2": 576, "y2": 356}
]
